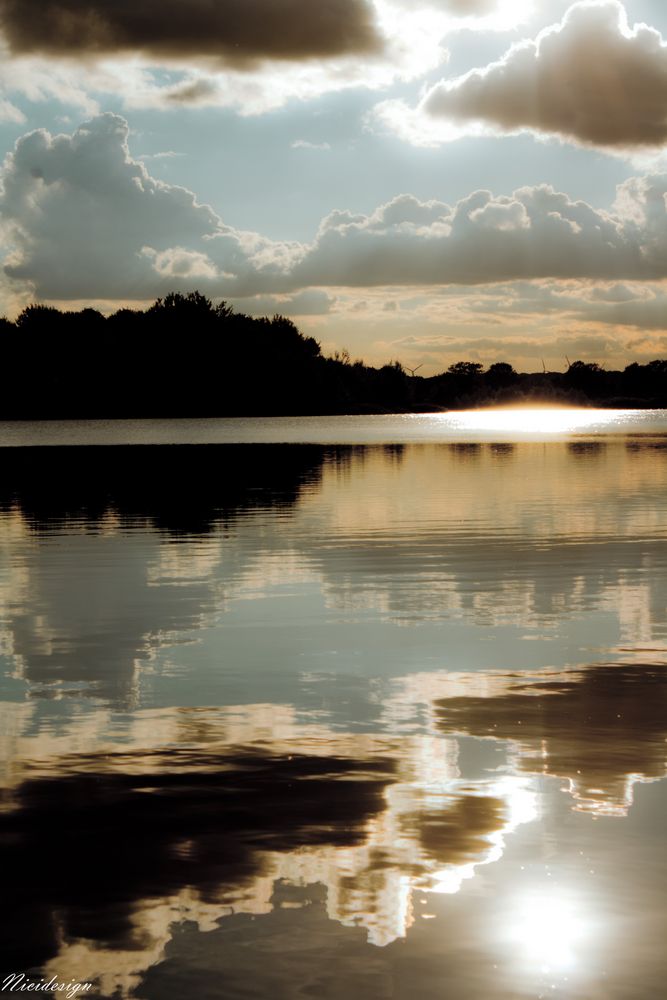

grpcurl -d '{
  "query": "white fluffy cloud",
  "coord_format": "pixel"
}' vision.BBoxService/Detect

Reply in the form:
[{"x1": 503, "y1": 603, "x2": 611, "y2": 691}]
[
  {"x1": 289, "y1": 187, "x2": 649, "y2": 287},
  {"x1": 5, "y1": 114, "x2": 667, "y2": 309},
  {"x1": 0, "y1": 114, "x2": 248, "y2": 299},
  {"x1": 376, "y1": 1, "x2": 667, "y2": 149}
]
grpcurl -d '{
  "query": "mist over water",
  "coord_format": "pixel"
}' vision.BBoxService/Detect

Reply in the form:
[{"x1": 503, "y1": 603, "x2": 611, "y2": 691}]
[{"x1": 1, "y1": 411, "x2": 666, "y2": 998}]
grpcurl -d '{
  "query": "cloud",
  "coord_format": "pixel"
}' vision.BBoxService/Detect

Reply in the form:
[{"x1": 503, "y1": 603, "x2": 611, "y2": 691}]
[
  {"x1": 5, "y1": 115, "x2": 667, "y2": 311},
  {"x1": 388, "y1": 332, "x2": 624, "y2": 360},
  {"x1": 137, "y1": 150, "x2": 185, "y2": 161},
  {"x1": 0, "y1": 113, "x2": 254, "y2": 300},
  {"x1": 415, "y1": 0, "x2": 497, "y2": 13},
  {"x1": 0, "y1": 51, "x2": 103, "y2": 120},
  {"x1": 141, "y1": 246, "x2": 221, "y2": 281},
  {"x1": 583, "y1": 289, "x2": 667, "y2": 329},
  {"x1": 377, "y1": 1, "x2": 667, "y2": 149},
  {"x1": 288, "y1": 187, "x2": 648, "y2": 288},
  {"x1": 0, "y1": 0, "x2": 476, "y2": 118},
  {"x1": 0, "y1": 20, "x2": 446, "y2": 118},
  {"x1": 230, "y1": 290, "x2": 336, "y2": 316},
  {"x1": 163, "y1": 78, "x2": 221, "y2": 105},
  {"x1": 291, "y1": 140, "x2": 332, "y2": 151},
  {"x1": 0, "y1": 0, "x2": 545, "y2": 118},
  {"x1": 587, "y1": 282, "x2": 648, "y2": 303},
  {"x1": 391, "y1": 279, "x2": 667, "y2": 332},
  {"x1": 387, "y1": 0, "x2": 521, "y2": 21},
  {"x1": 439, "y1": 0, "x2": 496, "y2": 11},
  {"x1": 0, "y1": 0, "x2": 383, "y2": 65},
  {"x1": 0, "y1": 95, "x2": 24, "y2": 122}
]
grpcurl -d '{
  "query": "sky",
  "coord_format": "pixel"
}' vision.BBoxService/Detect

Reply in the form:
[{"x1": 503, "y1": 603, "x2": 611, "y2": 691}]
[{"x1": 1, "y1": 0, "x2": 667, "y2": 372}]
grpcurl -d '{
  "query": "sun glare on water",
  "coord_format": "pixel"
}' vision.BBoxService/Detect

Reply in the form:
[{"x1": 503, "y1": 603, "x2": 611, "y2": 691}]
[
  {"x1": 506, "y1": 888, "x2": 596, "y2": 973},
  {"x1": 446, "y1": 407, "x2": 634, "y2": 436}
]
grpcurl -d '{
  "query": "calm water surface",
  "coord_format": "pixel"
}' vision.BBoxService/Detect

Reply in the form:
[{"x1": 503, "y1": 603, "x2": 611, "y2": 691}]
[{"x1": 1, "y1": 410, "x2": 666, "y2": 999}]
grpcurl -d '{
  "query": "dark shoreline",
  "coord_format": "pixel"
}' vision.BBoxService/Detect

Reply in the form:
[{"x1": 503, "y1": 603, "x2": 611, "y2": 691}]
[
  {"x1": 0, "y1": 397, "x2": 663, "y2": 420},
  {"x1": 3, "y1": 292, "x2": 665, "y2": 418}
]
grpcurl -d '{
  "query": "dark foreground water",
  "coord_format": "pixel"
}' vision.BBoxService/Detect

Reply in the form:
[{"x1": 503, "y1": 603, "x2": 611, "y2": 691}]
[{"x1": 1, "y1": 411, "x2": 666, "y2": 999}]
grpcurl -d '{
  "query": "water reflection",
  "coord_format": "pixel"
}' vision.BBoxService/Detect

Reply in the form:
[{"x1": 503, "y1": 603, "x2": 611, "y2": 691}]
[
  {"x1": 507, "y1": 888, "x2": 594, "y2": 972},
  {"x1": 0, "y1": 446, "x2": 325, "y2": 703},
  {"x1": 1, "y1": 442, "x2": 667, "y2": 709},
  {"x1": 430, "y1": 662, "x2": 667, "y2": 815},
  {"x1": 1, "y1": 428, "x2": 667, "y2": 996},
  {"x1": 1, "y1": 661, "x2": 665, "y2": 986},
  {"x1": 0, "y1": 707, "x2": 535, "y2": 994},
  {"x1": 0, "y1": 445, "x2": 324, "y2": 535},
  {"x1": 1, "y1": 408, "x2": 665, "y2": 446},
  {"x1": 2, "y1": 665, "x2": 665, "y2": 994}
]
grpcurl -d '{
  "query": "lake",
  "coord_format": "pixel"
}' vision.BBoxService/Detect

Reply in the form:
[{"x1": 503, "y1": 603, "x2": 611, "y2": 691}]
[{"x1": 1, "y1": 410, "x2": 666, "y2": 999}]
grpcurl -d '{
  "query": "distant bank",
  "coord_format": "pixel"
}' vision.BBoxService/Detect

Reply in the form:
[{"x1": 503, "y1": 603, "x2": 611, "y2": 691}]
[{"x1": 2, "y1": 292, "x2": 664, "y2": 418}]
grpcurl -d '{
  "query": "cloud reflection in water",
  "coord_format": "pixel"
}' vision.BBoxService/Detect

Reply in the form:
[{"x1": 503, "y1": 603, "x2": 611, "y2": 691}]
[{"x1": 0, "y1": 707, "x2": 536, "y2": 995}]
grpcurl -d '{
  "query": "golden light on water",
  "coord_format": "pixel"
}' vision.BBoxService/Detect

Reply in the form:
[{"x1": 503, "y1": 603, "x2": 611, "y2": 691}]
[
  {"x1": 507, "y1": 889, "x2": 594, "y2": 972},
  {"x1": 446, "y1": 407, "x2": 637, "y2": 436}
]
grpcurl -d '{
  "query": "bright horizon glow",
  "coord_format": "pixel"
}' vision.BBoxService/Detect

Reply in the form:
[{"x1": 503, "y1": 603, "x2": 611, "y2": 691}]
[{"x1": 447, "y1": 407, "x2": 638, "y2": 435}]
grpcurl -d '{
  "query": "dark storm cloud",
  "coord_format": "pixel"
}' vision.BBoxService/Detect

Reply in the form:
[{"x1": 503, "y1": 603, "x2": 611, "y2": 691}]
[{"x1": 0, "y1": 0, "x2": 383, "y2": 65}]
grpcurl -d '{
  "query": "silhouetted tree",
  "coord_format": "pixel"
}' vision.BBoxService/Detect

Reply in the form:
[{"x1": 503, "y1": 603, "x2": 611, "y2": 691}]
[
  {"x1": 486, "y1": 362, "x2": 517, "y2": 387},
  {"x1": 563, "y1": 360, "x2": 606, "y2": 398},
  {"x1": 447, "y1": 361, "x2": 484, "y2": 378},
  {"x1": 0, "y1": 294, "x2": 665, "y2": 416},
  {"x1": 375, "y1": 361, "x2": 409, "y2": 408},
  {"x1": 15, "y1": 304, "x2": 66, "y2": 340}
]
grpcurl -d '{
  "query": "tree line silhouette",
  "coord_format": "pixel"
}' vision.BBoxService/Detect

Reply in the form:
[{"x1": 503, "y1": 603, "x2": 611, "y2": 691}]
[{"x1": 0, "y1": 291, "x2": 665, "y2": 417}]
